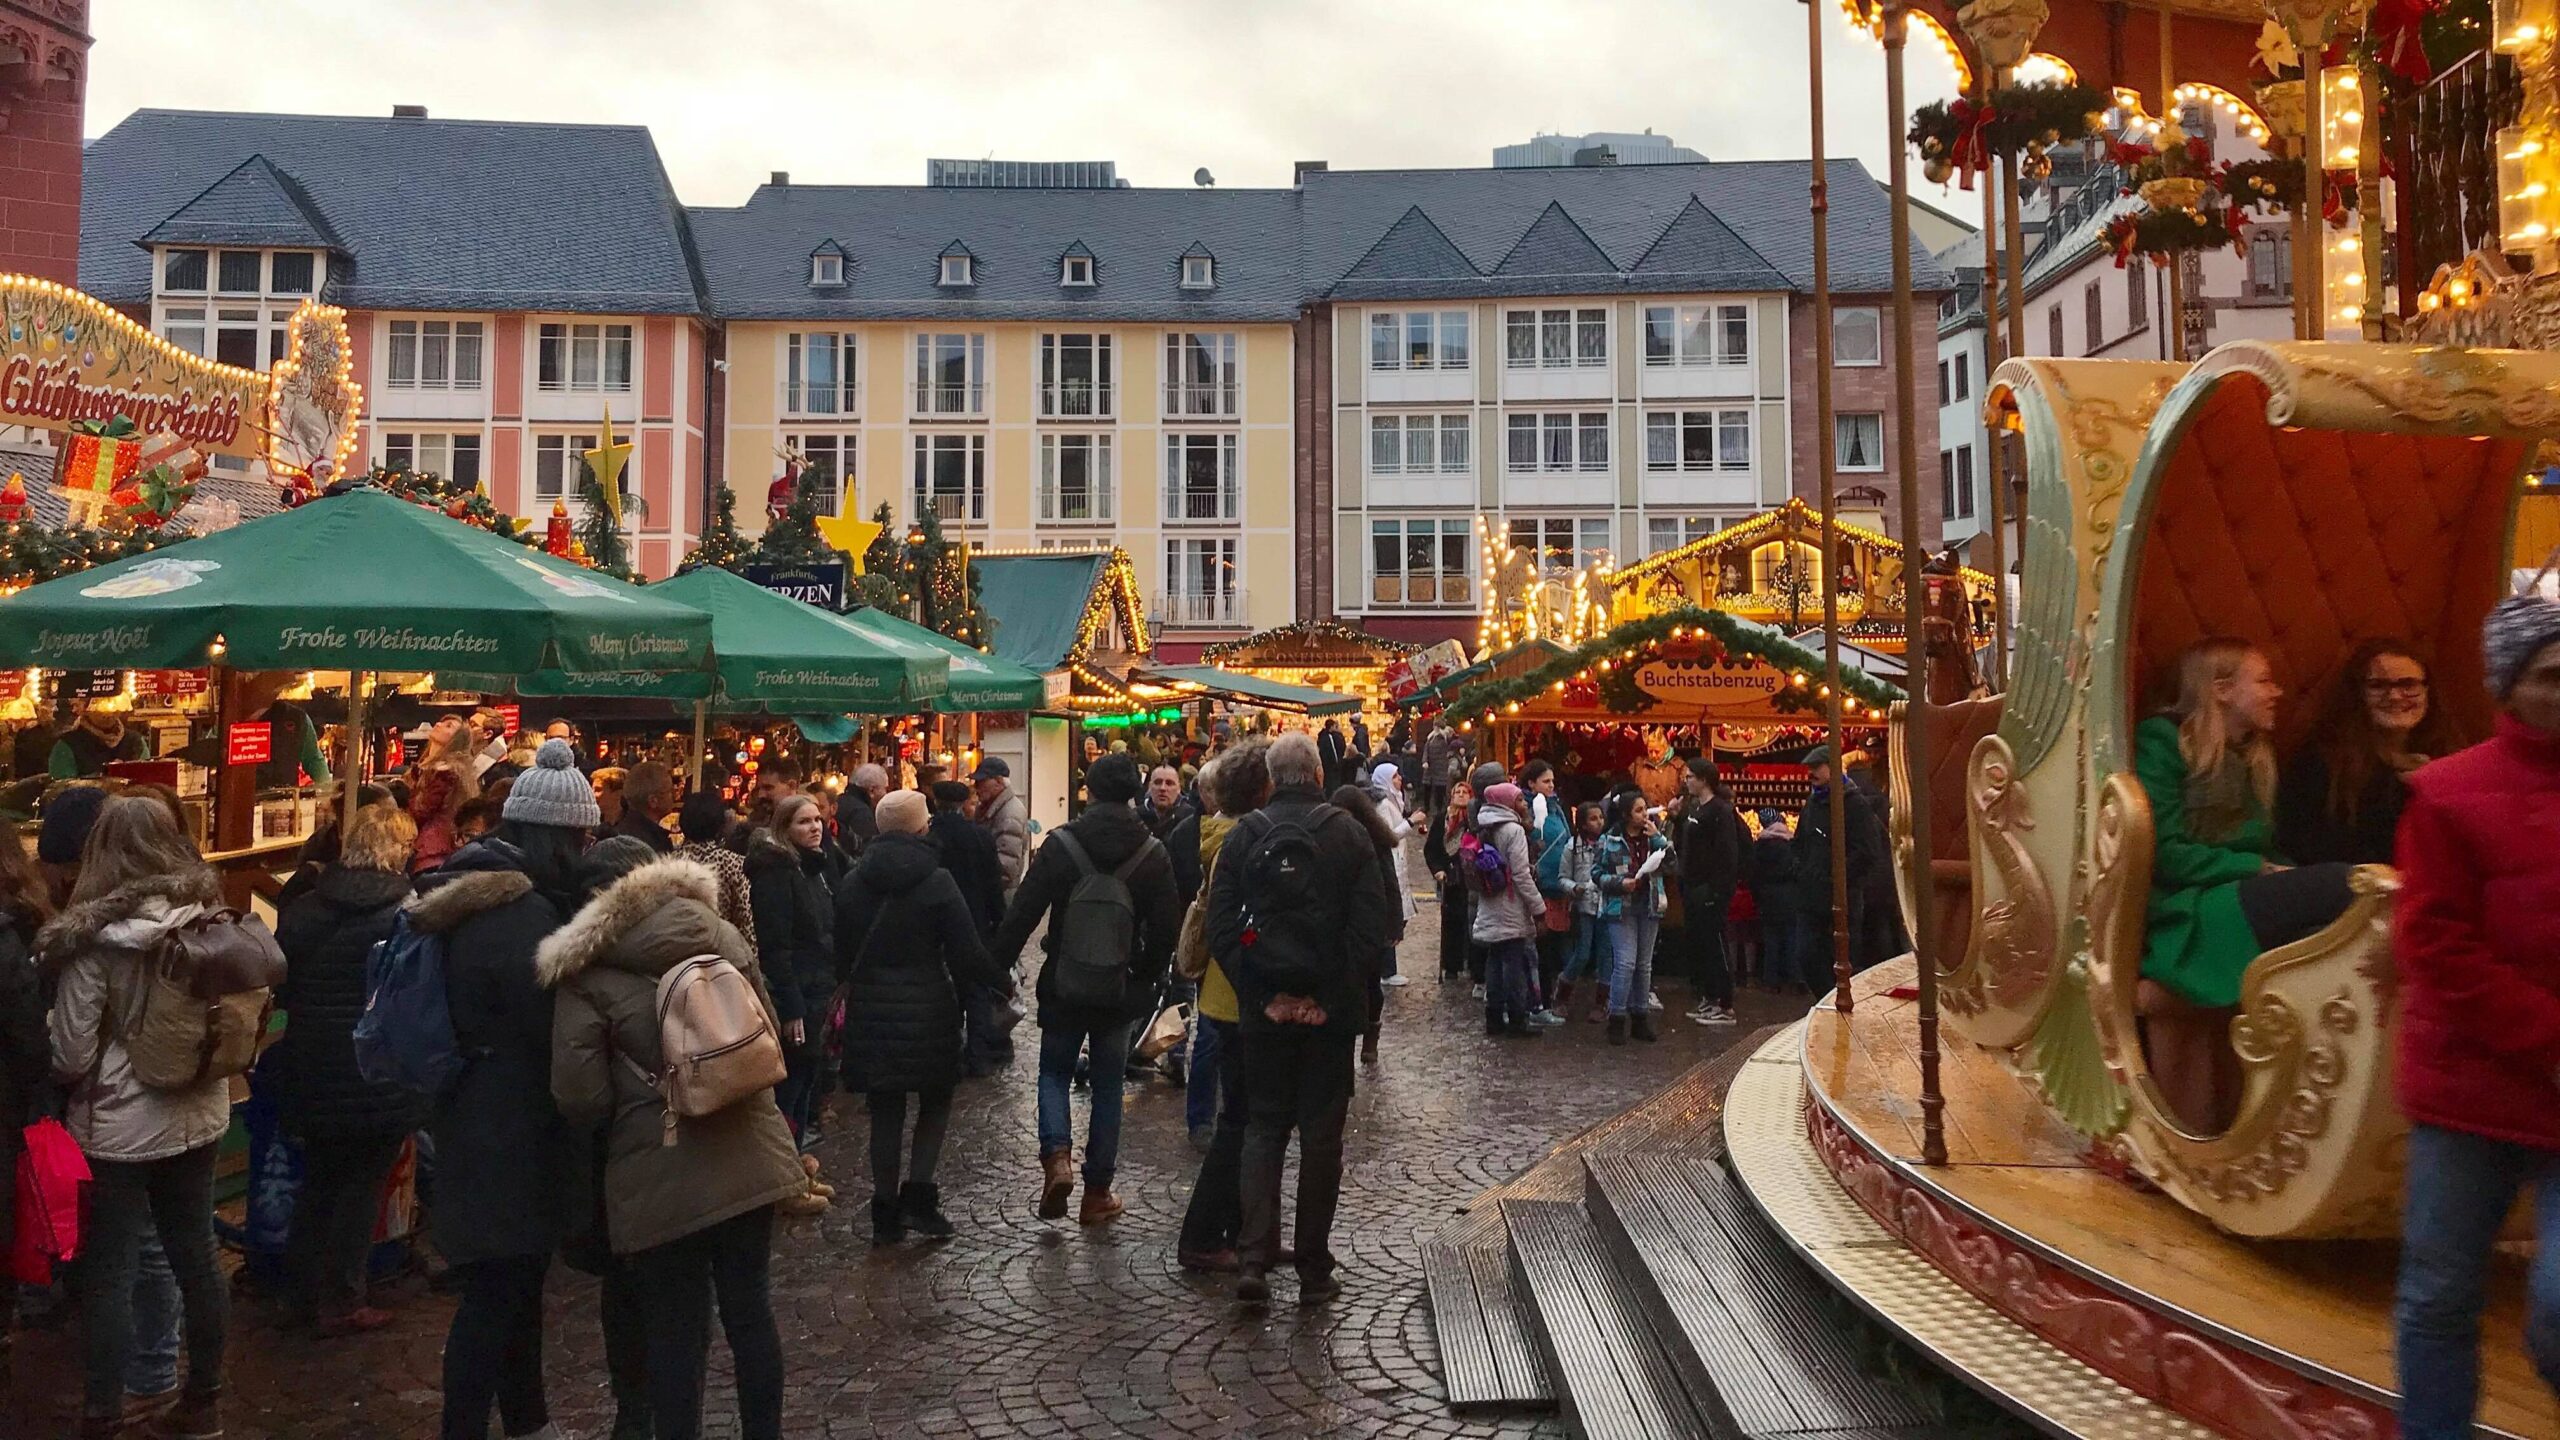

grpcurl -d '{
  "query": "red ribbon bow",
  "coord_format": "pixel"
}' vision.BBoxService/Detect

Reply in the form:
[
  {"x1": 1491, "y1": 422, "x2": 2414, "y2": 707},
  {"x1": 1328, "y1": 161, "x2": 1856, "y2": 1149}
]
[{"x1": 1950, "y1": 98, "x2": 1998, "y2": 190}]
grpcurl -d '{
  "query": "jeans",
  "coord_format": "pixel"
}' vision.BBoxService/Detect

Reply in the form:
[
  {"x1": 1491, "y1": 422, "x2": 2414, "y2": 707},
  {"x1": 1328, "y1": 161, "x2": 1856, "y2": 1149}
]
[
  {"x1": 1178, "y1": 1019, "x2": 1249, "y2": 1257},
  {"x1": 1534, "y1": 928, "x2": 1563, "y2": 1010},
  {"x1": 116, "y1": 1230, "x2": 181, "y2": 1400},
  {"x1": 2237, "y1": 863, "x2": 2357, "y2": 951},
  {"x1": 1037, "y1": 1020, "x2": 1135, "y2": 1186},
  {"x1": 1483, "y1": 938, "x2": 1536, "y2": 1028},
  {"x1": 1608, "y1": 912, "x2": 1662, "y2": 1017},
  {"x1": 775, "y1": 1048, "x2": 820, "y2": 1147},
  {"x1": 2394, "y1": 1124, "x2": 2560, "y2": 1438},
  {"x1": 1681, "y1": 885, "x2": 1734, "y2": 1008},
  {"x1": 867, "y1": 1087, "x2": 954, "y2": 1195},
  {"x1": 598, "y1": 1257, "x2": 652, "y2": 1440},
  {"x1": 441, "y1": 1253, "x2": 550, "y2": 1440},
  {"x1": 1559, "y1": 914, "x2": 1609, "y2": 983},
  {"x1": 630, "y1": 1206, "x2": 783, "y2": 1440},
  {"x1": 80, "y1": 1144, "x2": 226, "y2": 1418},
  {"x1": 284, "y1": 1130, "x2": 406, "y2": 1317},
  {"x1": 1185, "y1": 1009, "x2": 1227, "y2": 1135},
  {"x1": 1237, "y1": 1026, "x2": 1356, "y2": 1280},
  {"x1": 1437, "y1": 874, "x2": 1471, "y2": 978}
]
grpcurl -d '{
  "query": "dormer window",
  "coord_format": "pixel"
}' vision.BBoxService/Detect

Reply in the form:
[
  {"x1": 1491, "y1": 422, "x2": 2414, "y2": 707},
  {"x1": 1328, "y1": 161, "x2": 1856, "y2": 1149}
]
[
  {"x1": 811, "y1": 252, "x2": 844, "y2": 287},
  {"x1": 939, "y1": 253, "x2": 974, "y2": 287},
  {"x1": 1062, "y1": 255, "x2": 1095, "y2": 287},
  {"x1": 1181, "y1": 254, "x2": 1215, "y2": 290}
]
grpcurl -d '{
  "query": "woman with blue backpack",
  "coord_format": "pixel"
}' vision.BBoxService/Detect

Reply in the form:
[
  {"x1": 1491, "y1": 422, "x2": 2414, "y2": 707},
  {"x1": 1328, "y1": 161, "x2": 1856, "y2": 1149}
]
[{"x1": 1592, "y1": 803, "x2": 1672, "y2": 1045}]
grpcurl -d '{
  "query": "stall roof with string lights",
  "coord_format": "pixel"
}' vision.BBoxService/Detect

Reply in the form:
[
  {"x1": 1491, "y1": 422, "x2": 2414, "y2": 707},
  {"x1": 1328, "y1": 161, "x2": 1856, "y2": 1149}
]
[{"x1": 968, "y1": 546, "x2": 1151, "y2": 714}]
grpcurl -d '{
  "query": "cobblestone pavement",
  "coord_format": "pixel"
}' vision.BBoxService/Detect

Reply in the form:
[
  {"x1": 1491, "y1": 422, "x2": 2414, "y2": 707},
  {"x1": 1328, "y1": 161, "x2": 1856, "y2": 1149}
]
[{"x1": 3, "y1": 904, "x2": 1813, "y2": 1439}]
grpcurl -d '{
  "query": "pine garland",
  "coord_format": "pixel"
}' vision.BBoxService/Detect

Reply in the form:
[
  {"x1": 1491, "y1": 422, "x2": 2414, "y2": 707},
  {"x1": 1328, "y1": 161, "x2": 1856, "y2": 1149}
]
[
  {"x1": 683, "y1": 483, "x2": 753, "y2": 571},
  {"x1": 1424, "y1": 607, "x2": 1903, "y2": 722}
]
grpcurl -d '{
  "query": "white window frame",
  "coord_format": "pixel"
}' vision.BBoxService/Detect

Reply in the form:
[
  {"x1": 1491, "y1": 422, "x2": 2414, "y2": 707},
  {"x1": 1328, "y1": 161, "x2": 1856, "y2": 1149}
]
[
  {"x1": 1503, "y1": 411, "x2": 1612, "y2": 474},
  {"x1": 385, "y1": 318, "x2": 487, "y2": 393},
  {"x1": 1162, "y1": 332, "x2": 1240, "y2": 418},
  {"x1": 1643, "y1": 409, "x2": 1753, "y2": 474},
  {"x1": 1645, "y1": 515, "x2": 1728, "y2": 555},
  {"x1": 783, "y1": 431, "x2": 856, "y2": 514},
  {"x1": 939, "y1": 253, "x2": 974, "y2": 287},
  {"x1": 1641, "y1": 302, "x2": 1751, "y2": 367},
  {"x1": 1039, "y1": 333, "x2": 1115, "y2": 419},
  {"x1": 1061, "y1": 254, "x2": 1095, "y2": 287},
  {"x1": 536, "y1": 321, "x2": 636, "y2": 394},
  {"x1": 1368, "y1": 413, "x2": 1473, "y2": 477},
  {"x1": 810, "y1": 252, "x2": 844, "y2": 286},
  {"x1": 1180, "y1": 254, "x2": 1215, "y2": 289},
  {"x1": 1367, "y1": 310, "x2": 1472, "y2": 372},
  {"x1": 1037, "y1": 433, "x2": 1115, "y2": 523},
  {"x1": 1504, "y1": 306, "x2": 1609, "y2": 370},
  {"x1": 1163, "y1": 536, "x2": 1240, "y2": 623},
  {"x1": 1506, "y1": 516, "x2": 1614, "y2": 575},
  {"x1": 911, "y1": 333, "x2": 988, "y2": 416},
  {"x1": 783, "y1": 331, "x2": 858, "y2": 416},
  {"x1": 911, "y1": 433, "x2": 987, "y2": 523},
  {"x1": 1369, "y1": 517, "x2": 1473, "y2": 608},
  {"x1": 1164, "y1": 432, "x2": 1241, "y2": 523},
  {"x1": 1835, "y1": 412, "x2": 1886, "y2": 472},
  {"x1": 1833, "y1": 306, "x2": 1885, "y2": 367},
  {"x1": 533, "y1": 431, "x2": 625, "y2": 505},
  {"x1": 381, "y1": 430, "x2": 483, "y2": 487}
]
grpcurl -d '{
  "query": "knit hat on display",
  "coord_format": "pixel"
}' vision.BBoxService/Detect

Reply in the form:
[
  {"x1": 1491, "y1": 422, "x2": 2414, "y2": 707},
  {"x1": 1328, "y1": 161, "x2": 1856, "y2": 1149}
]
[
  {"x1": 2483, "y1": 592, "x2": 2560, "y2": 699},
  {"x1": 503, "y1": 739, "x2": 603, "y2": 829},
  {"x1": 876, "y1": 790, "x2": 929, "y2": 836}
]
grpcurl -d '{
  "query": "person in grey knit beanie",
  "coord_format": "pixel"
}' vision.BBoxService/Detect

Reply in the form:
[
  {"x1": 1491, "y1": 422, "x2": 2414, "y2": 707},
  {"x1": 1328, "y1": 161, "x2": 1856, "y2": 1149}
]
[
  {"x1": 502, "y1": 738, "x2": 602, "y2": 829},
  {"x1": 2482, "y1": 592, "x2": 2560, "y2": 699}
]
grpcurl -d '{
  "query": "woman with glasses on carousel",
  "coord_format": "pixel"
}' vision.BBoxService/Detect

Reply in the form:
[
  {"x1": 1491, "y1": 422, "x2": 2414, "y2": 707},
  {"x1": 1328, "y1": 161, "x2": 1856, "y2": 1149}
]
[{"x1": 2276, "y1": 639, "x2": 2455, "y2": 868}]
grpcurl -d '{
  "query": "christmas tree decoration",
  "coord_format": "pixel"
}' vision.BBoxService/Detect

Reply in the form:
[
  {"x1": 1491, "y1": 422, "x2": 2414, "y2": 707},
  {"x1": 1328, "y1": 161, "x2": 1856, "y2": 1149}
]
[
  {"x1": 583, "y1": 407, "x2": 633, "y2": 526},
  {"x1": 545, "y1": 499, "x2": 573, "y2": 557},
  {"x1": 0, "y1": 473, "x2": 25, "y2": 523},
  {"x1": 750, "y1": 463, "x2": 842, "y2": 568},
  {"x1": 681, "y1": 482, "x2": 754, "y2": 572},
  {"x1": 814, "y1": 502, "x2": 883, "y2": 570}
]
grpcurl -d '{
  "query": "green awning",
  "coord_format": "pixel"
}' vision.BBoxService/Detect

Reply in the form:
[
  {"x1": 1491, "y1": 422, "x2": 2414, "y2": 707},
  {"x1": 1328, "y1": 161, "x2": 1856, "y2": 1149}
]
[
  {"x1": 974, "y1": 552, "x2": 1107, "y2": 672},
  {"x1": 836, "y1": 607, "x2": 1047, "y2": 712},
  {"x1": 0, "y1": 487, "x2": 711, "y2": 676},
  {"x1": 1130, "y1": 664, "x2": 1362, "y2": 717}
]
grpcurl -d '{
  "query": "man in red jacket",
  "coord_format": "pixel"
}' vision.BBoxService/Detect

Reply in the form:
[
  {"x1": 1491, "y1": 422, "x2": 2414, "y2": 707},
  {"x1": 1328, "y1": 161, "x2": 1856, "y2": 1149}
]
[{"x1": 2393, "y1": 593, "x2": 2560, "y2": 1437}]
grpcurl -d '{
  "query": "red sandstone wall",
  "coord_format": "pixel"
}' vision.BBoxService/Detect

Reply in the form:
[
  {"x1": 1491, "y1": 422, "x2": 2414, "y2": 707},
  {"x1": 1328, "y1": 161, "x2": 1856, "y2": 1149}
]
[{"x1": 0, "y1": 2, "x2": 89, "y2": 285}]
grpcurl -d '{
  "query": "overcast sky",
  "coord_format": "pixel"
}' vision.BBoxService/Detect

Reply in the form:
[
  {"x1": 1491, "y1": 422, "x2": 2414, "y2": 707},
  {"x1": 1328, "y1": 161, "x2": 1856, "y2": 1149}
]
[{"x1": 91, "y1": 0, "x2": 1969, "y2": 205}]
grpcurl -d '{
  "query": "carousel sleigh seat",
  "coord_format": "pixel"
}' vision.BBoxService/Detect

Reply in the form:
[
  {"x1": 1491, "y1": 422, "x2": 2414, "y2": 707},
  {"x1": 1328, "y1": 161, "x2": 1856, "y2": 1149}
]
[{"x1": 1886, "y1": 697, "x2": 2004, "y2": 966}]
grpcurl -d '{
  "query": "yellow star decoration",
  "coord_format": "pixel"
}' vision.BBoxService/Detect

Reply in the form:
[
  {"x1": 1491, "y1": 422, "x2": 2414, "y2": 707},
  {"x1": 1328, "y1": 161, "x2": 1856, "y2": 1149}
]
[
  {"x1": 816, "y1": 506, "x2": 883, "y2": 573},
  {"x1": 583, "y1": 408, "x2": 635, "y2": 525}
]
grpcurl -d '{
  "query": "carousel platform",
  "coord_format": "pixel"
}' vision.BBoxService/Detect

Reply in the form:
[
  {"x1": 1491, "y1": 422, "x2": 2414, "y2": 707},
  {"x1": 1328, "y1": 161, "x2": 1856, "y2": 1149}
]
[{"x1": 1727, "y1": 959, "x2": 2560, "y2": 1440}]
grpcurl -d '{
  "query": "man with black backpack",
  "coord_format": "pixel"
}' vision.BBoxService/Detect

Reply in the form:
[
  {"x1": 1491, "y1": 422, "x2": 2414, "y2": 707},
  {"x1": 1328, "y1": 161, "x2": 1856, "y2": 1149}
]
[
  {"x1": 990, "y1": 753, "x2": 1182, "y2": 1227},
  {"x1": 1205, "y1": 732, "x2": 1390, "y2": 1308}
]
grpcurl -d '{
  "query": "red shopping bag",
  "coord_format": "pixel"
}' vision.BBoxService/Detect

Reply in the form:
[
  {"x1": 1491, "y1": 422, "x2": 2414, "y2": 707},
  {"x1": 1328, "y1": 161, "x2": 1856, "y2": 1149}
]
[{"x1": 12, "y1": 1117, "x2": 91, "y2": 1284}]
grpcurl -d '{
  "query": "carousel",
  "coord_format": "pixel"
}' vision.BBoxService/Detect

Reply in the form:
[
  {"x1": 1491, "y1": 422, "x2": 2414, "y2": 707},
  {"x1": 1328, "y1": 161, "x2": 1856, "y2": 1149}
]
[{"x1": 1423, "y1": 2, "x2": 2560, "y2": 1438}]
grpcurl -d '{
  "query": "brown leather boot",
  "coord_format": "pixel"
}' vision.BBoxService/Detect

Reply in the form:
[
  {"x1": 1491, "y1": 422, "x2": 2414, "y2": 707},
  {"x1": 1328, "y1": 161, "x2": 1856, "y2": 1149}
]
[
  {"x1": 1078, "y1": 1184, "x2": 1125, "y2": 1226},
  {"x1": 151, "y1": 1385, "x2": 222, "y2": 1440},
  {"x1": 1038, "y1": 1147, "x2": 1075, "y2": 1219}
]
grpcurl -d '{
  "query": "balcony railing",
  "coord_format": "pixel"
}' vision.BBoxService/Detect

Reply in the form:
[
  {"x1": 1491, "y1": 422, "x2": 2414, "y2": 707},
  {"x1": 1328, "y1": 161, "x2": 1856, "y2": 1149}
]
[
  {"x1": 1039, "y1": 380, "x2": 1115, "y2": 419},
  {"x1": 1156, "y1": 589, "x2": 1247, "y2": 628},
  {"x1": 1162, "y1": 381, "x2": 1239, "y2": 418},
  {"x1": 1162, "y1": 485, "x2": 1239, "y2": 523},
  {"x1": 913, "y1": 490, "x2": 979, "y2": 524},
  {"x1": 911, "y1": 381, "x2": 987, "y2": 416},
  {"x1": 781, "y1": 381, "x2": 858, "y2": 416},
  {"x1": 1369, "y1": 573, "x2": 1472, "y2": 608}
]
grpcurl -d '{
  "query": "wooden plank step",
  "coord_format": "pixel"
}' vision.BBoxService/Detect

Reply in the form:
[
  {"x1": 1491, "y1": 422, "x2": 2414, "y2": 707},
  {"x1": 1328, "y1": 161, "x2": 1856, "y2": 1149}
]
[
  {"x1": 1503, "y1": 1198, "x2": 1717, "y2": 1440},
  {"x1": 1424, "y1": 1240, "x2": 1555, "y2": 1412}
]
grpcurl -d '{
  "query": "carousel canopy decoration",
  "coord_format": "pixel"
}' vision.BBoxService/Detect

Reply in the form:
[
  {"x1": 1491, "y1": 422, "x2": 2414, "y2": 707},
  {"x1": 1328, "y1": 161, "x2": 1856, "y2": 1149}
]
[
  {"x1": 1425, "y1": 606, "x2": 1905, "y2": 728},
  {"x1": 1844, "y1": 0, "x2": 2270, "y2": 111}
]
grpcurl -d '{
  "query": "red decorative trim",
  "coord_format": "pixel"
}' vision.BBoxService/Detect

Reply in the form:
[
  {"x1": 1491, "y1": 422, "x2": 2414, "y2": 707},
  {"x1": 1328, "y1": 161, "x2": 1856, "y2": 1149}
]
[{"x1": 1801, "y1": 1097, "x2": 2400, "y2": 1440}]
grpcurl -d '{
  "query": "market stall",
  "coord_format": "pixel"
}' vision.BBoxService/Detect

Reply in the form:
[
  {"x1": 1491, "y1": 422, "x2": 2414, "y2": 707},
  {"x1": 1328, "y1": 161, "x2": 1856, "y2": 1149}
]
[
  {"x1": 1195, "y1": 620, "x2": 1415, "y2": 731},
  {"x1": 971, "y1": 546, "x2": 1151, "y2": 831}
]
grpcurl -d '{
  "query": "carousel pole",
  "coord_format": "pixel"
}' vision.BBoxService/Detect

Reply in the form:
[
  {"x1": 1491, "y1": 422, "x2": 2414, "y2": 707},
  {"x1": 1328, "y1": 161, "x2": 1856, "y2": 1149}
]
[
  {"x1": 2161, "y1": 6, "x2": 2190, "y2": 361},
  {"x1": 690, "y1": 698, "x2": 709, "y2": 790},
  {"x1": 1808, "y1": 0, "x2": 1856, "y2": 1018},
  {"x1": 2294, "y1": 16, "x2": 2326, "y2": 340},
  {"x1": 1998, "y1": 138, "x2": 2030, "y2": 616},
  {"x1": 2359, "y1": 48, "x2": 2387, "y2": 340},
  {"x1": 1976, "y1": 65, "x2": 2013, "y2": 689},
  {"x1": 1883, "y1": 0, "x2": 1948, "y2": 1167}
]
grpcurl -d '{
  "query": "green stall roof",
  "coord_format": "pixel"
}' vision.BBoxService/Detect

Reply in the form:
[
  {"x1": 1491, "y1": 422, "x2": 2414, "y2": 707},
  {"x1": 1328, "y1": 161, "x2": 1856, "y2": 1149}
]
[
  {"x1": 973, "y1": 552, "x2": 1108, "y2": 673},
  {"x1": 1131, "y1": 664, "x2": 1362, "y2": 717}
]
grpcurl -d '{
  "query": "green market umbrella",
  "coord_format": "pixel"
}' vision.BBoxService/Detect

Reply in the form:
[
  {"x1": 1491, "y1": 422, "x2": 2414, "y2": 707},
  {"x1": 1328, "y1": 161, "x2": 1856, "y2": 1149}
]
[
  {"x1": 0, "y1": 487, "x2": 712, "y2": 676},
  {"x1": 836, "y1": 606, "x2": 1046, "y2": 712},
  {"x1": 468, "y1": 567, "x2": 951, "y2": 713}
]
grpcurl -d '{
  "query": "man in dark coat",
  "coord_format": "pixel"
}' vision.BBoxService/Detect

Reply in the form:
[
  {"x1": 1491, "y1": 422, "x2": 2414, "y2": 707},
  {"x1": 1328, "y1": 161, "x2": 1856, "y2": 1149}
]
[
  {"x1": 834, "y1": 791, "x2": 1006, "y2": 1241},
  {"x1": 1142, "y1": 763, "x2": 1197, "y2": 840},
  {"x1": 1843, "y1": 753, "x2": 1910, "y2": 966},
  {"x1": 1795, "y1": 746, "x2": 1885, "y2": 979},
  {"x1": 991, "y1": 753, "x2": 1182, "y2": 1227},
  {"x1": 603, "y1": 762, "x2": 677, "y2": 854},
  {"x1": 1206, "y1": 732, "x2": 1390, "y2": 1307},
  {"x1": 928, "y1": 779, "x2": 1012, "y2": 1076},
  {"x1": 1672, "y1": 758, "x2": 1745, "y2": 1027},
  {"x1": 1316, "y1": 719, "x2": 1349, "y2": 793}
]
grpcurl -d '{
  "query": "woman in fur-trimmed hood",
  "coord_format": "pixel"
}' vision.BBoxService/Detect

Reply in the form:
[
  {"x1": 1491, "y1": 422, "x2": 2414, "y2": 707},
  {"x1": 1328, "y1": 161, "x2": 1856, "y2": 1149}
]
[{"x1": 540, "y1": 853, "x2": 802, "y2": 1440}]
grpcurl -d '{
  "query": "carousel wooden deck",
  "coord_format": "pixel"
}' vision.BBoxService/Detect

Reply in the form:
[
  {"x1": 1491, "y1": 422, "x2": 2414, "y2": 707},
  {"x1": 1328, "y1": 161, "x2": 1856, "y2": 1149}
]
[{"x1": 1745, "y1": 959, "x2": 2559, "y2": 1440}]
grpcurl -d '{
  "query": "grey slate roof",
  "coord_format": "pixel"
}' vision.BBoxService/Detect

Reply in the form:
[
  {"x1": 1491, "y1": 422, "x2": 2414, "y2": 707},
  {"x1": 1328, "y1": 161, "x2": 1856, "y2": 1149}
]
[
  {"x1": 688, "y1": 184, "x2": 1304, "y2": 322},
  {"x1": 1298, "y1": 159, "x2": 1944, "y2": 300},
  {"x1": 82, "y1": 109, "x2": 706, "y2": 315},
  {"x1": 1629, "y1": 196, "x2": 1794, "y2": 291},
  {"x1": 137, "y1": 155, "x2": 346, "y2": 253},
  {"x1": 0, "y1": 443, "x2": 285, "y2": 534}
]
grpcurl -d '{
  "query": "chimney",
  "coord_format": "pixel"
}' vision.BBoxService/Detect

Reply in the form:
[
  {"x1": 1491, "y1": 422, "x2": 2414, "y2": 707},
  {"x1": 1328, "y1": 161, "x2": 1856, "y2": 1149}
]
[
  {"x1": 770, "y1": 170, "x2": 790, "y2": 187},
  {"x1": 391, "y1": 104, "x2": 428, "y2": 119},
  {"x1": 1293, "y1": 160, "x2": 1328, "y2": 186}
]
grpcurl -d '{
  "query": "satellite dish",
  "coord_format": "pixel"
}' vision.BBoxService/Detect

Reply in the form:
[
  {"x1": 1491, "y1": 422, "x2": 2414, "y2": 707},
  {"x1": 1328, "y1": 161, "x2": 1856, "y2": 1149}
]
[{"x1": 1193, "y1": 167, "x2": 1215, "y2": 188}]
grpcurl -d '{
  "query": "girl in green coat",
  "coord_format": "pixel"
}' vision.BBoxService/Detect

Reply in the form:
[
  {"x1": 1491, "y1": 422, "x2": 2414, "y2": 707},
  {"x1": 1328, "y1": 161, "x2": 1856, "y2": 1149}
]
[{"x1": 2135, "y1": 638, "x2": 2356, "y2": 1008}]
